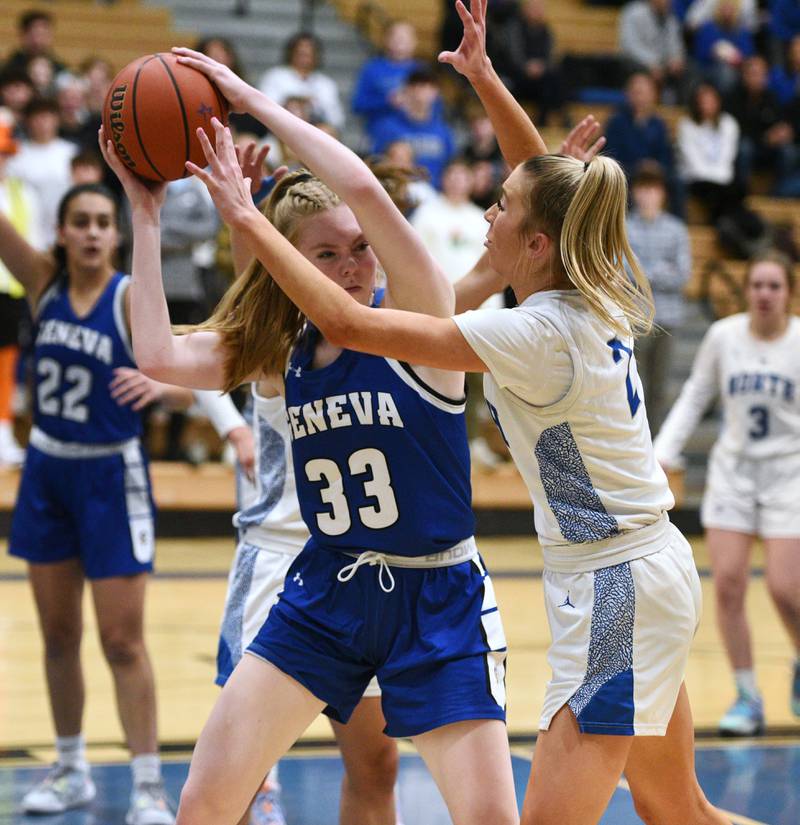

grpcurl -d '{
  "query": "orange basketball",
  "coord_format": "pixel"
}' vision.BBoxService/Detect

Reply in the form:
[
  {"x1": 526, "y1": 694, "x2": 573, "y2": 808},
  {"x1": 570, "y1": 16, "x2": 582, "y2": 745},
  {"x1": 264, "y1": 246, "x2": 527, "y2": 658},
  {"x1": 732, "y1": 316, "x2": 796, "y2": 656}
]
[{"x1": 102, "y1": 52, "x2": 228, "y2": 182}]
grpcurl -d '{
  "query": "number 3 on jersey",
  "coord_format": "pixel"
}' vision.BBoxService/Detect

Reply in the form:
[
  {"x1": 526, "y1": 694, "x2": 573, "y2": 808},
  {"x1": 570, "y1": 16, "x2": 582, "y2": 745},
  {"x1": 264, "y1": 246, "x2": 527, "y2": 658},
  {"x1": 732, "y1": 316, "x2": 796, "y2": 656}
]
[{"x1": 305, "y1": 447, "x2": 399, "y2": 536}]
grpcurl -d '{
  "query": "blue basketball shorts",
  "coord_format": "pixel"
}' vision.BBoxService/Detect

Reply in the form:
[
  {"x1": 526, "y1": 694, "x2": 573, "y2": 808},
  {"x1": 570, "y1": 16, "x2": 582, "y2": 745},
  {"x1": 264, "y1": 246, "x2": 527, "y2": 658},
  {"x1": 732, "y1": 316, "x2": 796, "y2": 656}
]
[
  {"x1": 9, "y1": 440, "x2": 156, "y2": 579},
  {"x1": 246, "y1": 539, "x2": 508, "y2": 738}
]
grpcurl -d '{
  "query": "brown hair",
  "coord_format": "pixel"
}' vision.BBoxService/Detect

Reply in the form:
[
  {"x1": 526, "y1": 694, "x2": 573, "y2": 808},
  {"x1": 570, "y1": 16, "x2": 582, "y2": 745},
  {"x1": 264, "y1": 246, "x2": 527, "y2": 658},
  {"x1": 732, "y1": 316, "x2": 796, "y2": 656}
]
[
  {"x1": 520, "y1": 154, "x2": 654, "y2": 337},
  {"x1": 190, "y1": 170, "x2": 341, "y2": 391},
  {"x1": 745, "y1": 249, "x2": 796, "y2": 293}
]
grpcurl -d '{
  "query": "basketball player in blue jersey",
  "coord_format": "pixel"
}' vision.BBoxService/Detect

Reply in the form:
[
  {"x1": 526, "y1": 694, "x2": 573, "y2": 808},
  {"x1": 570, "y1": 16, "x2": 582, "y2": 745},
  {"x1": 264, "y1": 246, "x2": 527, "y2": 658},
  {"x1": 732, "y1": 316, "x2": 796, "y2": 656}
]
[
  {"x1": 0, "y1": 184, "x2": 179, "y2": 825},
  {"x1": 165, "y1": 1, "x2": 731, "y2": 823},
  {"x1": 100, "y1": 65, "x2": 525, "y2": 825}
]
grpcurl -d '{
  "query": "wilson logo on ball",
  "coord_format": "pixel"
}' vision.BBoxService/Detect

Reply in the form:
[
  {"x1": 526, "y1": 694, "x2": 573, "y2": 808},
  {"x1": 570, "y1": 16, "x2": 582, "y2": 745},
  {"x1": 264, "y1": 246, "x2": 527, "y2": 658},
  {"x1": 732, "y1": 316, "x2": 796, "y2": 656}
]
[{"x1": 102, "y1": 52, "x2": 228, "y2": 182}]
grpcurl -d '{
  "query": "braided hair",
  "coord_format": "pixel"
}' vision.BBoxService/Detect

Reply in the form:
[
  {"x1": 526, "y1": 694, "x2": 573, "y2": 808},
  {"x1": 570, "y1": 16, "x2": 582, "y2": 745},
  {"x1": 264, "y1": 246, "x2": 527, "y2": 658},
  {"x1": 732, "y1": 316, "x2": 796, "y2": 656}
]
[{"x1": 188, "y1": 169, "x2": 344, "y2": 391}]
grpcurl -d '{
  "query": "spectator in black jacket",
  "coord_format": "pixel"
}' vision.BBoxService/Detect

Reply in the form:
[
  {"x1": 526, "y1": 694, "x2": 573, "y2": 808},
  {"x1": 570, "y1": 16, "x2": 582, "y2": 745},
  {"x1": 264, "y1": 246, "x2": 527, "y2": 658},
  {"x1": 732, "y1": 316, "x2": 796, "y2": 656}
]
[
  {"x1": 489, "y1": 0, "x2": 565, "y2": 124},
  {"x1": 729, "y1": 55, "x2": 796, "y2": 189}
]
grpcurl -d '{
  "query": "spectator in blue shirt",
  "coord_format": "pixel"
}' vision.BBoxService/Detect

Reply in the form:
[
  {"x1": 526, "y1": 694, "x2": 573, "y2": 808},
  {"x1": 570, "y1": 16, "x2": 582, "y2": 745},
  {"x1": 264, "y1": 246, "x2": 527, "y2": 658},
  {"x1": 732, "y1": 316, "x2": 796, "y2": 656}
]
[
  {"x1": 605, "y1": 71, "x2": 685, "y2": 214},
  {"x1": 370, "y1": 69, "x2": 455, "y2": 189},
  {"x1": 769, "y1": 32, "x2": 800, "y2": 104},
  {"x1": 770, "y1": 0, "x2": 800, "y2": 45},
  {"x1": 693, "y1": 0, "x2": 755, "y2": 93},
  {"x1": 352, "y1": 20, "x2": 422, "y2": 140}
]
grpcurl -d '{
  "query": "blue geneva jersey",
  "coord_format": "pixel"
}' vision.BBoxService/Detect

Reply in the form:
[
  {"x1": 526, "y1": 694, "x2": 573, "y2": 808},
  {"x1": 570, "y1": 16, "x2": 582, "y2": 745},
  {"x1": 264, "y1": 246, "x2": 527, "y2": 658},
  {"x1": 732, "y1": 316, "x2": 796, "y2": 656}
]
[
  {"x1": 32, "y1": 272, "x2": 140, "y2": 444},
  {"x1": 285, "y1": 330, "x2": 474, "y2": 557}
]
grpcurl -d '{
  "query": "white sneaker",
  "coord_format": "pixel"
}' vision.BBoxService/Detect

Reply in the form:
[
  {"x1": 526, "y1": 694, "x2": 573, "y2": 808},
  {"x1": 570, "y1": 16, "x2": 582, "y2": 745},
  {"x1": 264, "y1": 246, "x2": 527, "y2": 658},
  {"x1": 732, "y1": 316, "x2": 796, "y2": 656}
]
[
  {"x1": 22, "y1": 764, "x2": 96, "y2": 813},
  {"x1": 126, "y1": 781, "x2": 175, "y2": 825}
]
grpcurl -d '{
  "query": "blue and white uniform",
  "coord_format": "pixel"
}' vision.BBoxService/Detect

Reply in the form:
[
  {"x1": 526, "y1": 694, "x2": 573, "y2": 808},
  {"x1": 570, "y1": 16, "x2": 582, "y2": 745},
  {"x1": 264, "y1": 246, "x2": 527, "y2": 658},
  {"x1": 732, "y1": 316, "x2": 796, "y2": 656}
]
[
  {"x1": 655, "y1": 313, "x2": 800, "y2": 537},
  {"x1": 9, "y1": 272, "x2": 155, "y2": 578},
  {"x1": 454, "y1": 290, "x2": 702, "y2": 736},
  {"x1": 216, "y1": 386, "x2": 310, "y2": 686},
  {"x1": 247, "y1": 327, "x2": 507, "y2": 737}
]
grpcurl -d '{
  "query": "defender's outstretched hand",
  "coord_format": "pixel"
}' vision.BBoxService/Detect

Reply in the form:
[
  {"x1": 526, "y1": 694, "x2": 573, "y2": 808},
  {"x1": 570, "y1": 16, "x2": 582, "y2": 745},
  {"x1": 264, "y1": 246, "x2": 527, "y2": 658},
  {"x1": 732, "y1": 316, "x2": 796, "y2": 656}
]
[
  {"x1": 172, "y1": 46, "x2": 256, "y2": 113},
  {"x1": 187, "y1": 118, "x2": 259, "y2": 228},
  {"x1": 438, "y1": 0, "x2": 490, "y2": 80},
  {"x1": 560, "y1": 115, "x2": 606, "y2": 162}
]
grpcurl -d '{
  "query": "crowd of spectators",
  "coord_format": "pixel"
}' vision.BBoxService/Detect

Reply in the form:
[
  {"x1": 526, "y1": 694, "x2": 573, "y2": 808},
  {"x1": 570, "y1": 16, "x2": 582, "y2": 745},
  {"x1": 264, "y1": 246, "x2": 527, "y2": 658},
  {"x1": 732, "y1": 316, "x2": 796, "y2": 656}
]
[{"x1": 3, "y1": 0, "x2": 800, "y2": 465}]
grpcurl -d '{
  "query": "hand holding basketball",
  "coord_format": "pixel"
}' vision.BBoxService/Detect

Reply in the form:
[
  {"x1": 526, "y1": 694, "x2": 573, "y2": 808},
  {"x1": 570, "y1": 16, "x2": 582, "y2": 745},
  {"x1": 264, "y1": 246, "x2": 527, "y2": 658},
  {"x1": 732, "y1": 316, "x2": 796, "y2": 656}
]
[
  {"x1": 172, "y1": 47, "x2": 255, "y2": 114},
  {"x1": 188, "y1": 118, "x2": 258, "y2": 228},
  {"x1": 99, "y1": 126, "x2": 167, "y2": 216}
]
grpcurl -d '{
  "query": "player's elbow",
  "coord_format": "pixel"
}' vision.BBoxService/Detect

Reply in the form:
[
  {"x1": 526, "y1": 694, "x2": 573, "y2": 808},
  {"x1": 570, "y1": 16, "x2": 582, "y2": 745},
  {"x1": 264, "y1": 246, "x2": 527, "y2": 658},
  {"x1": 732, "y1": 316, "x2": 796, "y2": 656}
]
[{"x1": 318, "y1": 306, "x2": 366, "y2": 350}]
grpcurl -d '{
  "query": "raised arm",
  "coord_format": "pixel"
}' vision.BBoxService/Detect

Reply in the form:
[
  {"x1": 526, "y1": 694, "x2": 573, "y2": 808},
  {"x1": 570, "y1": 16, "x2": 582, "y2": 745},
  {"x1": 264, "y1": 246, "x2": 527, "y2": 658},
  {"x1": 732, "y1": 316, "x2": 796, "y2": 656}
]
[
  {"x1": 0, "y1": 211, "x2": 56, "y2": 309},
  {"x1": 439, "y1": 0, "x2": 546, "y2": 167},
  {"x1": 99, "y1": 129, "x2": 236, "y2": 390},
  {"x1": 653, "y1": 325, "x2": 721, "y2": 468},
  {"x1": 174, "y1": 47, "x2": 454, "y2": 319},
  {"x1": 190, "y1": 121, "x2": 486, "y2": 374}
]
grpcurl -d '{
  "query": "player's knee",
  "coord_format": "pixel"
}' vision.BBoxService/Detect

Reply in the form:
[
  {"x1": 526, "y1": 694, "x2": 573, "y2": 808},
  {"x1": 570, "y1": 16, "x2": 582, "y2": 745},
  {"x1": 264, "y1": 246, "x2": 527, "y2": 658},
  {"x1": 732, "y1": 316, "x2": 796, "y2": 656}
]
[
  {"x1": 42, "y1": 625, "x2": 82, "y2": 660},
  {"x1": 344, "y1": 739, "x2": 398, "y2": 795},
  {"x1": 176, "y1": 780, "x2": 225, "y2": 825},
  {"x1": 99, "y1": 633, "x2": 144, "y2": 667},
  {"x1": 714, "y1": 572, "x2": 747, "y2": 609},
  {"x1": 632, "y1": 787, "x2": 714, "y2": 825}
]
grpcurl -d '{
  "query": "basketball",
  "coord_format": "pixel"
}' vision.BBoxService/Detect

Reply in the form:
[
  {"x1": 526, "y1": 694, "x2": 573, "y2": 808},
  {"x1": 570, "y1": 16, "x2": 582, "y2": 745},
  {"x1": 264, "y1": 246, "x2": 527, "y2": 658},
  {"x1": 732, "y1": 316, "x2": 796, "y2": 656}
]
[{"x1": 102, "y1": 52, "x2": 228, "y2": 182}]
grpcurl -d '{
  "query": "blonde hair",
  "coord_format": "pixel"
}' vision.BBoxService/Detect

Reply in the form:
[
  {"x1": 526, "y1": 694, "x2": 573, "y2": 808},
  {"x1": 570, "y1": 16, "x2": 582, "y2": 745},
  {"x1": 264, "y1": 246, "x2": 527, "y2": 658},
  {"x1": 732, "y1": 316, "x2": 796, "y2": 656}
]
[
  {"x1": 520, "y1": 154, "x2": 654, "y2": 338},
  {"x1": 190, "y1": 169, "x2": 341, "y2": 391}
]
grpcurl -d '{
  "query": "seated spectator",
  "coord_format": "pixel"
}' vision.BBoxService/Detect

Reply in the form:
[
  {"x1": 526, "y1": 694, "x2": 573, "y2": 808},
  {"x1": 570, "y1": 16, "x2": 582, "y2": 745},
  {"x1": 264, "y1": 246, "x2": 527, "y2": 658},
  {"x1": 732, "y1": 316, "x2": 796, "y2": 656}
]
[
  {"x1": 677, "y1": 82, "x2": 741, "y2": 221},
  {"x1": 0, "y1": 70, "x2": 35, "y2": 136},
  {"x1": 258, "y1": 32, "x2": 344, "y2": 130},
  {"x1": 769, "y1": 33, "x2": 800, "y2": 105},
  {"x1": 352, "y1": 20, "x2": 422, "y2": 139},
  {"x1": 79, "y1": 56, "x2": 114, "y2": 121},
  {"x1": 382, "y1": 139, "x2": 437, "y2": 211},
  {"x1": 605, "y1": 72, "x2": 684, "y2": 213},
  {"x1": 683, "y1": 0, "x2": 757, "y2": 31},
  {"x1": 410, "y1": 158, "x2": 495, "y2": 300},
  {"x1": 489, "y1": 0, "x2": 565, "y2": 125},
  {"x1": 770, "y1": 0, "x2": 800, "y2": 48},
  {"x1": 618, "y1": 0, "x2": 686, "y2": 100},
  {"x1": 693, "y1": 0, "x2": 755, "y2": 93},
  {"x1": 370, "y1": 69, "x2": 455, "y2": 189},
  {"x1": 195, "y1": 37, "x2": 267, "y2": 139},
  {"x1": 729, "y1": 55, "x2": 795, "y2": 187},
  {"x1": 461, "y1": 109, "x2": 505, "y2": 209},
  {"x1": 25, "y1": 54, "x2": 60, "y2": 98},
  {"x1": 3, "y1": 10, "x2": 65, "y2": 77},
  {"x1": 70, "y1": 150, "x2": 105, "y2": 185},
  {"x1": 627, "y1": 162, "x2": 691, "y2": 433},
  {"x1": 58, "y1": 74, "x2": 100, "y2": 152},
  {"x1": 7, "y1": 97, "x2": 76, "y2": 247}
]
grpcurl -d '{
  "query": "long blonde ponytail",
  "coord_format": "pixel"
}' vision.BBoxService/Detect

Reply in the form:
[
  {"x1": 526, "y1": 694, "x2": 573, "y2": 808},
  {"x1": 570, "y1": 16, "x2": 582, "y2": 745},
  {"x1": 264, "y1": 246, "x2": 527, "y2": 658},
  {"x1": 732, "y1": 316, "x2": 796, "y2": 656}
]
[{"x1": 521, "y1": 154, "x2": 654, "y2": 338}]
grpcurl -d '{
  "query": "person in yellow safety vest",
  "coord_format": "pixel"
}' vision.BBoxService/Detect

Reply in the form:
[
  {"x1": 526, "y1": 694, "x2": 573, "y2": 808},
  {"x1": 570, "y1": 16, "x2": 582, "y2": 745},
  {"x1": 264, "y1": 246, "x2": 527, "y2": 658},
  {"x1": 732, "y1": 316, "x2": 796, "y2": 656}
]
[{"x1": 0, "y1": 119, "x2": 42, "y2": 466}]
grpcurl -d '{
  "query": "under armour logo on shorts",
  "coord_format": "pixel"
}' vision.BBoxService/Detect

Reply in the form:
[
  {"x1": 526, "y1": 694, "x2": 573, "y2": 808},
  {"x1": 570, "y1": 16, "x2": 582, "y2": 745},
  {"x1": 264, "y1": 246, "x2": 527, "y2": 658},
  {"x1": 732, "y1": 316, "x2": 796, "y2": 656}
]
[{"x1": 293, "y1": 572, "x2": 304, "y2": 587}]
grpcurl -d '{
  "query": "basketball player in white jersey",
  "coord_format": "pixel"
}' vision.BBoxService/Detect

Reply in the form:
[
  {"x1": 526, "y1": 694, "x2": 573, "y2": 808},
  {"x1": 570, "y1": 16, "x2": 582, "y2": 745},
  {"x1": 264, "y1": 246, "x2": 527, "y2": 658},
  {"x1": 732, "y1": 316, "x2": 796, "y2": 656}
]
[
  {"x1": 655, "y1": 251, "x2": 800, "y2": 736},
  {"x1": 171, "y1": 1, "x2": 730, "y2": 821}
]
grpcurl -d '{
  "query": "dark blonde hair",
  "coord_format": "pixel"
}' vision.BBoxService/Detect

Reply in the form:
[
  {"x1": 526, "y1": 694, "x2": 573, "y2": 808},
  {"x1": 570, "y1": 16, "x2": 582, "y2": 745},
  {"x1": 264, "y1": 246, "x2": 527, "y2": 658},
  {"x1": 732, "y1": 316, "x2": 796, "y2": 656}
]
[
  {"x1": 520, "y1": 154, "x2": 654, "y2": 337},
  {"x1": 192, "y1": 170, "x2": 341, "y2": 391}
]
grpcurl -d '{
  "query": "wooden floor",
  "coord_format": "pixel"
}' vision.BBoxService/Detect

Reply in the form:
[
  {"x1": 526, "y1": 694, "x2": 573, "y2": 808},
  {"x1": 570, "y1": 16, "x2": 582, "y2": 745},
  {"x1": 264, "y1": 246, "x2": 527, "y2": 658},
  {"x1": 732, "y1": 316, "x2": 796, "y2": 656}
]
[{"x1": 1, "y1": 535, "x2": 798, "y2": 763}]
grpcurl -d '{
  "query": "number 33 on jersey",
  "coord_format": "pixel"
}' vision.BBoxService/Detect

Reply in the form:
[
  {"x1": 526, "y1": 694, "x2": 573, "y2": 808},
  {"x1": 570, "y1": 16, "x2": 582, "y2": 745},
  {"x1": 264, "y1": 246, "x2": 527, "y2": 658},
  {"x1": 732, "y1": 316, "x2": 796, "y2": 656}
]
[{"x1": 284, "y1": 333, "x2": 476, "y2": 558}]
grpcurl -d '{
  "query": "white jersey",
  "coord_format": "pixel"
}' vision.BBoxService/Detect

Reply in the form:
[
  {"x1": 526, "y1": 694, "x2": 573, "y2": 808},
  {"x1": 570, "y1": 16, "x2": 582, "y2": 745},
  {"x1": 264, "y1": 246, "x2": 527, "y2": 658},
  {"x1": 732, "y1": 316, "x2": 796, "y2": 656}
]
[
  {"x1": 654, "y1": 314, "x2": 800, "y2": 465},
  {"x1": 233, "y1": 385, "x2": 308, "y2": 555},
  {"x1": 454, "y1": 290, "x2": 674, "y2": 572}
]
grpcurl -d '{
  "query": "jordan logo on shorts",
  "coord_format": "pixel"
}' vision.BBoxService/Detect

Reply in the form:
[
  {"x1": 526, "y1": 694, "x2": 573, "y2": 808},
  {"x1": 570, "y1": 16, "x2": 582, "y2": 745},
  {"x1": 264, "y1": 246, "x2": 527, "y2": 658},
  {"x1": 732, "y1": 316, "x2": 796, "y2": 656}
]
[{"x1": 558, "y1": 591, "x2": 575, "y2": 608}]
